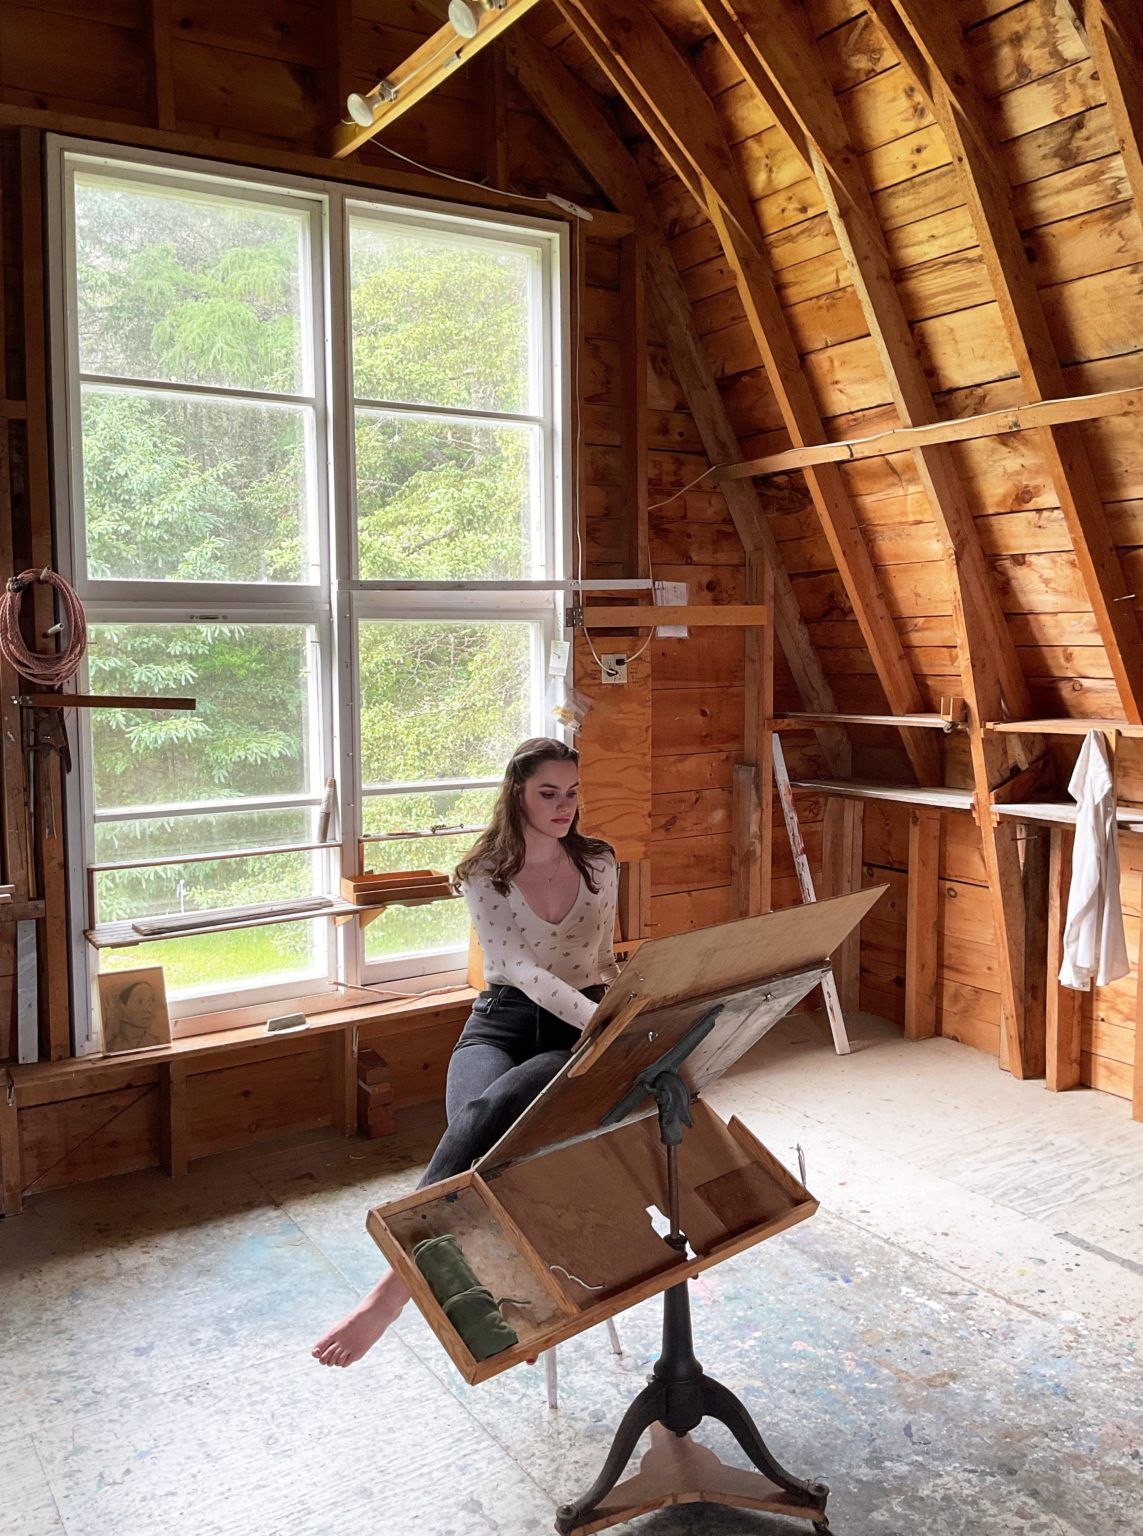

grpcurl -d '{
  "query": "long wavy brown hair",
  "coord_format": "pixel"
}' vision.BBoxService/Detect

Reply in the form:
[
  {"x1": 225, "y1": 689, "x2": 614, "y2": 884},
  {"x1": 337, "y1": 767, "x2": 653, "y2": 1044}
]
[{"x1": 453, "y1": 737, "x2": 614, "y2": 895}]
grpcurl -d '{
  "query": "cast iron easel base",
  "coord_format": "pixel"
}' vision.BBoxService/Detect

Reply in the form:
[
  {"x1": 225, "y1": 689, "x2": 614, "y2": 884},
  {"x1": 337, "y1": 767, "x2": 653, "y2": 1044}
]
[
  {"x1": 555, "y1": 1040, "x2": 829, "y2": 1536},
  {"x1": 553, "y1": 1270, "x2": 830, "y2": 1535}
]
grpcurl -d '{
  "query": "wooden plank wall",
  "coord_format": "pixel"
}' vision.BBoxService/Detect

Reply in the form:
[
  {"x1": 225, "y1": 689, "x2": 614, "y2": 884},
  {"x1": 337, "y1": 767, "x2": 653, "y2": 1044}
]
[{"x1": 536, "y1": 0, "x2": 1143, "y2": 1101}]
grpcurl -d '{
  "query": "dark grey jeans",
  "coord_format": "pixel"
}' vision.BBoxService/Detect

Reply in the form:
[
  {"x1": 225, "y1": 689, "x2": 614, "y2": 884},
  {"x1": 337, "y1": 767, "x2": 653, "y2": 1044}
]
[{"x1": 417, "y1": 982, "x2": 606, "y2": 1188}]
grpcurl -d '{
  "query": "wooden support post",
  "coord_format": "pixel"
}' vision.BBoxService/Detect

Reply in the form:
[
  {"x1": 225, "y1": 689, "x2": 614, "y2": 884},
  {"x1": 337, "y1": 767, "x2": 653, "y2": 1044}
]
[
  {"x1": 821, "y1": 798, "x2": 863, "y2": 1011},
  {"x1": 1, "y1": 1071, "x2": 22, "y2": 1215},
  {"x1": 160, "y1": 1059, "x2": 188, "y2": 1176},
  {"x1": 619, "y1": 228, "x2": 649, "y2": 583},
  {"x1": 19, "y1": 130, "x2": 70, "y2": 1062},
  {"x1": 331, "y1": 1025, "x2": 357, "y2": 1136},
  {"x1": 904, "y1": 808, "x2": 940, "y2": 1041},
  {"x1": 731, "y1": 763, "x2": 762, "y2": 921},
  {"x1": 1046, "y1": 827, "x2": 1082, "y2": 1092},
  {"x1": 484, "y1": 47, "x2": 510, "y2": 191},
  {"x1": 750, "y1": 553, "x2": 774, "y2": 914},
  {"x1": 147, "y1": 0, "x2": 176, "y2": 131},
  {"x1": 1021, "y1": 824, "x2": 1051, "y2": 1082},
  {"x1": 1135, "y1": 916, "x2": 1143, "y2": 1121}
]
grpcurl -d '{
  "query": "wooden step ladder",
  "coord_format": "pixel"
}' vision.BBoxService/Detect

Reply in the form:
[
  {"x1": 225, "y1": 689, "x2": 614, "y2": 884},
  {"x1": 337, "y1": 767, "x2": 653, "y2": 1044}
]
[{"x1": 771, "y1": 732, "x2": 852, "y2": 1056}]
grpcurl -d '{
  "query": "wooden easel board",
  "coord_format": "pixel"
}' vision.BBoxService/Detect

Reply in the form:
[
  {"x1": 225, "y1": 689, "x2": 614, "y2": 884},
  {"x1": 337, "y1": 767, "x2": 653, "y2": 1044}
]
[
  {"x1": 585, "y1": 886, "x2": 884, "y2": 1032},
  {"x1": 367, "y1": 1100, "x2": 816, "y2": 1386},
  {"x1": 479, "y1": 885, "x2": 884, "y2": 1172},
  {"x1": 366, "y1": 887, "x2": 882, "y2": 1385}
]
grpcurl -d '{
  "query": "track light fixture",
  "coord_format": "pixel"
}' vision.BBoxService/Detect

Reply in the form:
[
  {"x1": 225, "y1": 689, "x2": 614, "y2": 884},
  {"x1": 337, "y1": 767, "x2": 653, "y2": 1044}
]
[{"x1": 345, "y1": 80, "x2": 399, "y2": 127}]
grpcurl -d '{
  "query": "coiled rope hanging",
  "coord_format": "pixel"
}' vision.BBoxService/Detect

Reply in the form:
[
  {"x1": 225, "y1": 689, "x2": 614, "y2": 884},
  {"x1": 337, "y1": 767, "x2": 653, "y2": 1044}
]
[{"x1": 0, "y1": 568, "x2": 87, "y2": 688}]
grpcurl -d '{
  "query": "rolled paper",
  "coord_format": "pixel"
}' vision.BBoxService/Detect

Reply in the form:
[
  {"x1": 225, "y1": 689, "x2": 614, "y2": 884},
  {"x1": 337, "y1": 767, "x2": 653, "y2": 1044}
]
[
  {"x1": 442, "y1": 1285, "x2": 519, "y2": 1361},
  {"x1": 412, "y1": 1233, "x2": 480, "y2": 1303}
]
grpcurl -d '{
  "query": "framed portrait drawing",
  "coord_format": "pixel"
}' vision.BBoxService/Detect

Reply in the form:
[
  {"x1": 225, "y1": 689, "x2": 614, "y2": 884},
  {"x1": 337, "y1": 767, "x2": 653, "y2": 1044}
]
[{"x1": 98, "y1": 967, "x2": 171, "y2": 1054}]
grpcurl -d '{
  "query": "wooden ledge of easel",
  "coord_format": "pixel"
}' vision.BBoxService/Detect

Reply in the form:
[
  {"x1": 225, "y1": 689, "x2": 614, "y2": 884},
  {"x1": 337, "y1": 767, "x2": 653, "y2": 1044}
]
[
  {"x1": 566, "y1": 1426, "x2": 825, "y2": 1535},
  {"x1": 568, "y1": 993, "x2": 650, "y2": 1078}
]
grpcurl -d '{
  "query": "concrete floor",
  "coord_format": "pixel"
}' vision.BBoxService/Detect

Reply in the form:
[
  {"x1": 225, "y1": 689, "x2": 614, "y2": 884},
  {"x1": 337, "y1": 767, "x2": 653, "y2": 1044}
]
[{"x1": 2, "y1": 1012, "x2": 1141, "y2": 1536}]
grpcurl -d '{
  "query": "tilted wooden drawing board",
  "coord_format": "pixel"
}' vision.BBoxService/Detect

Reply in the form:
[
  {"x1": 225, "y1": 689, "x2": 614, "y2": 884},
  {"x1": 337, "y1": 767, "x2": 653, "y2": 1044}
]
[
  {"x1": 477, "y1": 885, "x2": 886, "y2": 1173},
  {"x1": 366, "y1": 885, "x2": 884, "y2": 1385}
]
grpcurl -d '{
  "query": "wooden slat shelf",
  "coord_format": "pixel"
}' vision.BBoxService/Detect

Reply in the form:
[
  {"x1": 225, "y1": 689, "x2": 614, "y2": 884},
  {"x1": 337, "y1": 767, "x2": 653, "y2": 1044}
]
[
  {"x1": 773, "y1": 711, "x2": 962, "y2": 733},
  {"x1": 984, "y1": 719, "x2": 1143, "y2": 738},
  {"x1": 85, "y1": 898, "x2": 359, "y2": 949},
  {"x1": 992, "y1": 801, "x2": 1143, "y2": 830},
  {"x1": 790, "y1": 778, "x2": 975, "y2": 811}
]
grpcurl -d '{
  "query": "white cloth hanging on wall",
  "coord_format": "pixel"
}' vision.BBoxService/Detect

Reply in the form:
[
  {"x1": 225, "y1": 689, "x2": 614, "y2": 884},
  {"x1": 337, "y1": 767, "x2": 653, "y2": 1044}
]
[{"x1": 1059, "y1": 729, "x2": 1129, "y2": 991}]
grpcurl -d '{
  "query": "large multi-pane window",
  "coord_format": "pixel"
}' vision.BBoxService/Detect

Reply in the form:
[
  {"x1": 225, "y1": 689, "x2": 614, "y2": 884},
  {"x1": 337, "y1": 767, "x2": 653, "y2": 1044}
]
[{"x1": 50, "y1": 144, "x2": 566, "y2": 1045}]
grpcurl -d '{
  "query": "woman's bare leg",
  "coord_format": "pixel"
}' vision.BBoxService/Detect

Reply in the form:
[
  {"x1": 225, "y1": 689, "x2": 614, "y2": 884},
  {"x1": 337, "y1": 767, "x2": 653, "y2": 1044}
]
[
  {"x1": 310, "y1": 1039, "x2": 517, "y2": 1367},
  {"x1": 312, "y1": 1042, "x2": 571, "y2": 1367},
  {"x1": 312, "y1": 1269, "x2": 410, "y2": 1367}
]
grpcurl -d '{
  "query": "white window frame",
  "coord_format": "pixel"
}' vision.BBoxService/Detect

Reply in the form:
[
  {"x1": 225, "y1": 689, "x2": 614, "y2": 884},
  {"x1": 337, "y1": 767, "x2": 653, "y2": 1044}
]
[{"x1": 46, "y1": 136, "x2": 572, "y2": 1053}]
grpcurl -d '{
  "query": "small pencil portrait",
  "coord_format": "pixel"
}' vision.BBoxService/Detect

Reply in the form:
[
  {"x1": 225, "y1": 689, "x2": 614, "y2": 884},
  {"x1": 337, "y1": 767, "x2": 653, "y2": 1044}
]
[{"x1": 98, "y1": 967, "x2": 171, "y2": 1054}]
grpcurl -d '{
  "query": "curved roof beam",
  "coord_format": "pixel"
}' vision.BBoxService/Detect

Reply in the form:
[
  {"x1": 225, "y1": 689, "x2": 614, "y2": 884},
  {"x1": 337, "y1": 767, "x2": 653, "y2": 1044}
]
[{"x1": 559, "y1": 0, "x2": 943, "y2": 786}]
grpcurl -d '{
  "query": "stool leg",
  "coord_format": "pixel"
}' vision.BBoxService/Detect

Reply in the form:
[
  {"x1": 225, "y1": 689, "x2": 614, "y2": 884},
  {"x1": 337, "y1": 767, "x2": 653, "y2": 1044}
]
[
  {"x1": 605, "y1": 1318, "x2": 622, "y2": 1357},
  {"x1": 545, "y1": 1349, "x2": 558, "y2": 1411}
]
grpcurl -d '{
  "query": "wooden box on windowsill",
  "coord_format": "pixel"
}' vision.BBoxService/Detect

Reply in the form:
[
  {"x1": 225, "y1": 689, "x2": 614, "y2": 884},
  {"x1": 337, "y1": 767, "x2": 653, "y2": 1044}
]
[{"x1": 366, "y1": 887, "x2": 883, "y2": 1386}]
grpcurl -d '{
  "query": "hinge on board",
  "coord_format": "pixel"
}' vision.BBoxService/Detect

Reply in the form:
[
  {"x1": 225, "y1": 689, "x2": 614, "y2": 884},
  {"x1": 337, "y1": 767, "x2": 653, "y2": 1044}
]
[{"x1": 565, "y1": 605, "x2": 584, "y2": 628}]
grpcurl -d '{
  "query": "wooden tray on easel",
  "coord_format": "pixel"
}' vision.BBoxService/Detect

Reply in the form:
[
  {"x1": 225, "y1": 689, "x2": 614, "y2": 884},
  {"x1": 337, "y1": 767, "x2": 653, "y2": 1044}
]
[{"x1": 366, "y1": 886, "x2": 884, "y2": 1386}]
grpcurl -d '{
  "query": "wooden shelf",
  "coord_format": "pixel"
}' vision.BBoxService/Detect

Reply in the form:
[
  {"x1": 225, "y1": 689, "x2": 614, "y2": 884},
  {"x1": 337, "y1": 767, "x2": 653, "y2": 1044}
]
[
  {"x1": 85, "y1": 897, "x2": 359, "y2": 949},
  {"x1": 791, "y1": 778, "x2": 975, "y2": 811},
  {"x1": 983, "y1": 719, "x2": 1143, "y2": 738},
  {"x1": 773, "y1": 712, "x2": 962, "y2": 733},
  {"x1": 0, "y1": 900, "x2": 46, "y2": 923},
  {"x1": 992, "y1": 801, "x2": 1143, "y2": 830}
]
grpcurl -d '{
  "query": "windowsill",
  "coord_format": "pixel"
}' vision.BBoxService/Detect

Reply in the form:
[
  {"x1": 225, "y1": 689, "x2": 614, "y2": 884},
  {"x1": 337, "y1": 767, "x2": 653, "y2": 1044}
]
[{"x1": 9, "y1": 985, "x2": 477, "y2": 1092}]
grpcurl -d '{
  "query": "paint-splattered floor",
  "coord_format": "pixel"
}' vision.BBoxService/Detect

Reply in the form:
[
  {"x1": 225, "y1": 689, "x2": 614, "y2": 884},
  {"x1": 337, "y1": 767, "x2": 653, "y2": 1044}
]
[{"x1": 2, "y1": 1013, "x2": 1140, "y2": 1536}]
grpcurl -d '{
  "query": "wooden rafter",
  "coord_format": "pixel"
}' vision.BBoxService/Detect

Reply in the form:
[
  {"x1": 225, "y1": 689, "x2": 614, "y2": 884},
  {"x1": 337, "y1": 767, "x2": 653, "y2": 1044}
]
[
  {"x1": 331, "y1": 0, "x2": 543, "y2": 157},
  {"x1": 873, "y1": 0, "x2": 1143, "y2": 729},
  {"x1": 719, "y1": 386, "x2": 1143, "y2": 478},
  {"x1": 559, "y1": 0, "x2": 942, "y2": 786},
  {"x1": 501, "y1": 26, "x2": 851, "y2": 777},
  {"x1": 1083, "y1": 4, "x2": 1143, "y2": 236},
  {"x1": 697, "y1": 0, "x2": 1038, "y2": 1076}
]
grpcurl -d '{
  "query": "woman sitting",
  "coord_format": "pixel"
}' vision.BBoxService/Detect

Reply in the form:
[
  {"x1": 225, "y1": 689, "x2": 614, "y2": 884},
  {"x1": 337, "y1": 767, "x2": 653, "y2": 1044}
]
[{"x1": 312, "y1": 736, "x2": 618, "y2": 1367}]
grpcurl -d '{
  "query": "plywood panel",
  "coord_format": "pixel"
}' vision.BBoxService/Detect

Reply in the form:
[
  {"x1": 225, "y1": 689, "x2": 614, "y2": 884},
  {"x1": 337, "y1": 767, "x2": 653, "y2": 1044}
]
[{"x1": 574, "y1": 631, "x2": 653, "y2": 863}]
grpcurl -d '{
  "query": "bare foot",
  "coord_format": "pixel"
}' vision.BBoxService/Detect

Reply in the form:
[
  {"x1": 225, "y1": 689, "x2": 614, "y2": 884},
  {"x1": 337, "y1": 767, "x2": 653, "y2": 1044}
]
[{"x1": 312, "y1": 1270, "x2": 410, "y2": 1367}]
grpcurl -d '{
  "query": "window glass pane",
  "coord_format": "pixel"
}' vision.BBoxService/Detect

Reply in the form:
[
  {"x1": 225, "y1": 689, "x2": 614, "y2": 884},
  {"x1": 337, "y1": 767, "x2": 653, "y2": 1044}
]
[
  {"x1": 94, "y1": 807, "x2": 313, "y2": 862},
  {"x1": 98, "y1": 921, "x2": 324, "y2": 997},
  {"x1": 94, "y1": 849, "x2": 322, "y2": 924},
  {"x1": 358, "y1": 620, "x2": 537, "y2": 785},
  {"x1": 362, "y1": 830, "x2": 474, "y2": 964},
  {"x1": 82, "y1": 388, "x2": 316, "y2": 583},
  {"x1": 360, "y1": 787, "x2": 496, "y2": 835},
  {"x1": 350, "y1": 218, "x2": 535, "y2": 413},
  {"x1": 89, "y1": 623, "x2": 315, "y2": 808},
  {"x1": 74, "y1": 174, "x2": 309, "y2": 393},
  {"x1": 355, "y1": 412, "x2": 538, "y2": 580}
]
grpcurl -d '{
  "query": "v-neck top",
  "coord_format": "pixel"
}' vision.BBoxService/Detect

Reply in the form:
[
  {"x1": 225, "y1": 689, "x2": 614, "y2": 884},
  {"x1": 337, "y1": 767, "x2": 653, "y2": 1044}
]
[{"x1": 462, "y1": 854, "x2": 620, "y2": 1030}]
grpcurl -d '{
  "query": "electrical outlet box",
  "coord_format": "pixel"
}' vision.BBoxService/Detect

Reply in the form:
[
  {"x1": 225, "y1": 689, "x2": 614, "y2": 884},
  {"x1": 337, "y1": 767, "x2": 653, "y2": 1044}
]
[{"x1": 601, "y1": 653, "x2": 628, "y2": 685}]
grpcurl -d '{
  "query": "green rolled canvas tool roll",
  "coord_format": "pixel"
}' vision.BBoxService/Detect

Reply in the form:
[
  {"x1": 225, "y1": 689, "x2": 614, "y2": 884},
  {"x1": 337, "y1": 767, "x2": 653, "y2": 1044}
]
[
  {"x1": 412, "y1": 1233, "x2": 480, "y2": 1303},
  {"x1": 442, "y1": 1285, "x2": 520, "y2": 1362},
  {"x1": 412, "y1": 1234, "x2": 521, "y2": 1360}
]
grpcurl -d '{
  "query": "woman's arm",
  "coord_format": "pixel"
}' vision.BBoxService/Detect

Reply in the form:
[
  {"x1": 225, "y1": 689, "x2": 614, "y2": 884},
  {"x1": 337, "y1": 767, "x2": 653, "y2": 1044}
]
[
  {"x1": 594, "y1": 857, "x2": 621, "y2": 984},
  {"x1": 464, "y1": 877, "x2": 598, "y2": 1030}
]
